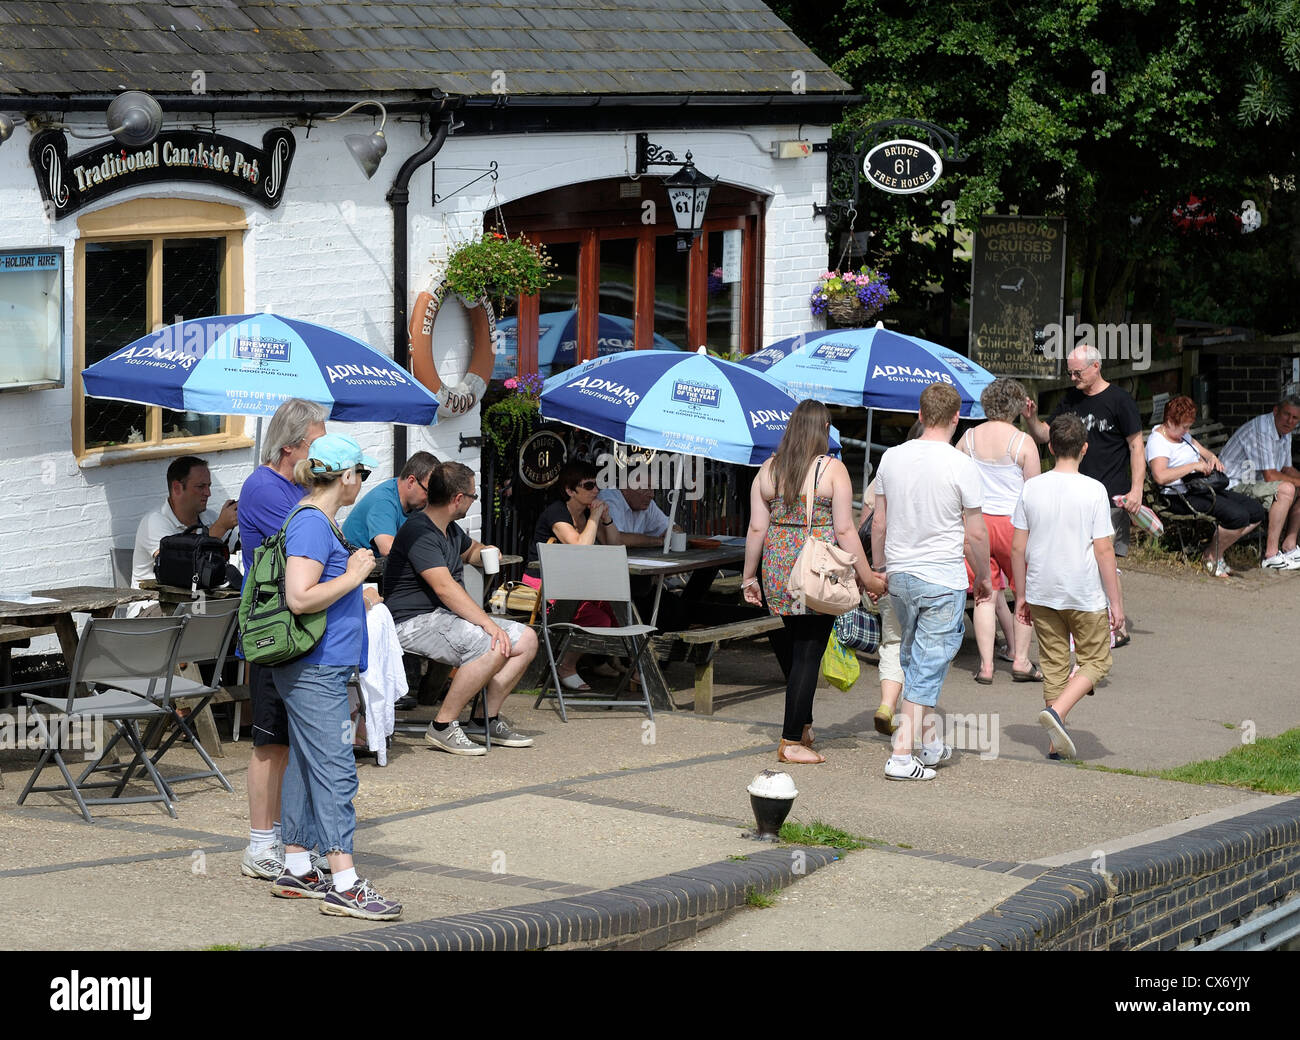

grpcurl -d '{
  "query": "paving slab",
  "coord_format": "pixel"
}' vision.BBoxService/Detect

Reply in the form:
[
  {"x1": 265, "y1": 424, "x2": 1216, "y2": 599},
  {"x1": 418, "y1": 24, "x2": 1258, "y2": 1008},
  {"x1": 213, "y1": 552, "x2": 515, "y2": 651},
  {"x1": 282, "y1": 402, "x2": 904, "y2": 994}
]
[{"x1": 0, "y1": 567, "x2": 1295, "y2": 950}]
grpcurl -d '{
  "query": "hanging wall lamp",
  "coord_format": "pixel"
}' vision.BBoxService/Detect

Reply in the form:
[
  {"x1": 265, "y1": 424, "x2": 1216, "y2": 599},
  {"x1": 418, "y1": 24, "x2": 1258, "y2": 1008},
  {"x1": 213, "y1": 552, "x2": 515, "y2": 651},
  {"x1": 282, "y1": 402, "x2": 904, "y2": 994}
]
[
  {"x1": 636, "y1": 132, "x2": 715, "y2": 251},
  {"x1": 0, "y1": 113, "x2": 13, "y2": 145},
  {"x1": 325, "y1": 100, "x2": 388, "y2": 179}
]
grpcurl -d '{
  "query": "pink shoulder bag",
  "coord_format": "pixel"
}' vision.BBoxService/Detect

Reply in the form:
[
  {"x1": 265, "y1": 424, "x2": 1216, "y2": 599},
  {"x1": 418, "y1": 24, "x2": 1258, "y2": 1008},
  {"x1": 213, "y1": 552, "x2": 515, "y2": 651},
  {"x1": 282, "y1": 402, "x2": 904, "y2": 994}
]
[{"x1": 785, "y1": 456, "x2": 859, "y2": 615}]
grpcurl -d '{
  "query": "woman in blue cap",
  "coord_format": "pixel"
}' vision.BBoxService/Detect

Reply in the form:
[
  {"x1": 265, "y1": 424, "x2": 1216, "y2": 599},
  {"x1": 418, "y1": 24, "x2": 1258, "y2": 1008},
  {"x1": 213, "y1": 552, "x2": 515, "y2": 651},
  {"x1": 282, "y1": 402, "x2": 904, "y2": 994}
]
[{"x1": 268, "y1": 432, "x2": 402, "y2": 921}]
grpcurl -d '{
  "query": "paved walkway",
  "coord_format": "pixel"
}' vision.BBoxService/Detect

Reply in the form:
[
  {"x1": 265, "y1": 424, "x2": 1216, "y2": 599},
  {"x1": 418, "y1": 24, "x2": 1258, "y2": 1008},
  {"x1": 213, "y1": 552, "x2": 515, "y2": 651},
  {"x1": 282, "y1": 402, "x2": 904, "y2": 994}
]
[{"x1": 0, "y1": 564, "x2": 1295, "y2": 950}]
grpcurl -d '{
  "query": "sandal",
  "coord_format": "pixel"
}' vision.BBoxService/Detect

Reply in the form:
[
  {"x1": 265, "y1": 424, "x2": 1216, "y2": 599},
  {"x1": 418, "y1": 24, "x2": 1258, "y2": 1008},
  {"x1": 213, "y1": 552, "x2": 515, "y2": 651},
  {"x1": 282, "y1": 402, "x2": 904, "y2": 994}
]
[
  {"x1": 973, "y1": 669, "x2": 994, "y2": 686},
  {"x1": 559, "y1": 673, "x2": 592, "y2": 692},
  {"x1": 800, "y1": 724, "x2": 815, "y2": 748},
  {"x1": 777, "y1": 738, "x2": 825, "y2": 764},
  {"x1": 1011, "y1": 665, "x2": 1044, "y2": 682}
]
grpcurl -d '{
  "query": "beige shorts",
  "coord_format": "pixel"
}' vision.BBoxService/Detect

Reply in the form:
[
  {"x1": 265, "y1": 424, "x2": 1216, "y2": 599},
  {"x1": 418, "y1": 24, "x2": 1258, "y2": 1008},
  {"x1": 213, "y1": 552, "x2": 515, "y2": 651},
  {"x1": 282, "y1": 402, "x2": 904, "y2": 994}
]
[
  {"x1": 395, "y1": 608, "x2": 530, "y2": 667},
  {"x1": 1027, "y1": 604, "x2": 1112, "y2": 704}
]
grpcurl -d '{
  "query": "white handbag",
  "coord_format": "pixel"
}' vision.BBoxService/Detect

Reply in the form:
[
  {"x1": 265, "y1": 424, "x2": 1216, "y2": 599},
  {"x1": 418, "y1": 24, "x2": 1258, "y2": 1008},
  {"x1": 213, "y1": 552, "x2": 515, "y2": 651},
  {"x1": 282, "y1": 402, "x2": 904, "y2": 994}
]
[{"x1": 785, "y1": 456, "x2": 859, "y2": 615}]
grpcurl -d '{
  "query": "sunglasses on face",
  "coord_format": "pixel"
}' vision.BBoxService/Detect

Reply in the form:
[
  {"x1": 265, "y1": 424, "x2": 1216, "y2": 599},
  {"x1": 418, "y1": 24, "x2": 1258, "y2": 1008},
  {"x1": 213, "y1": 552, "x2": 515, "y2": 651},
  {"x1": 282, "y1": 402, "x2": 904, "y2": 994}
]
[
  {"x1": 576, "y1": 480, "x2": 598, "y2": 491},
  {"x1": 355, "y1": 466, "x2": 371, "y2": 482}
]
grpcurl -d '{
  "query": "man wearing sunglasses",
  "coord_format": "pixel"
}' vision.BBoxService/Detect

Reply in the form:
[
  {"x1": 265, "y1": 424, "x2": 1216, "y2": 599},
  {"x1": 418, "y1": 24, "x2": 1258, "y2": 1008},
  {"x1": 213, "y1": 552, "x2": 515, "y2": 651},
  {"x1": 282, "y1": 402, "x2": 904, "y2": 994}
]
[
  {"x1": 1024, "y1": 344, "x2": 1143, "y2": 645},
  {"x1": 342, "y1": 450, "x2": 439, "y2": 557}
]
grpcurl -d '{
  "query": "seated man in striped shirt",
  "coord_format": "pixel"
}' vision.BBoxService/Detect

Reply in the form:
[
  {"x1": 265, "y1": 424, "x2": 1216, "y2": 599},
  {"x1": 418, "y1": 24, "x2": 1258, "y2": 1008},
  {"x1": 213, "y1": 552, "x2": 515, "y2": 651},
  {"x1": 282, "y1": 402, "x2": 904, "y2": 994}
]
[{"x1": 1218, "y1": 394, "x2": 1300, "y2": 570}]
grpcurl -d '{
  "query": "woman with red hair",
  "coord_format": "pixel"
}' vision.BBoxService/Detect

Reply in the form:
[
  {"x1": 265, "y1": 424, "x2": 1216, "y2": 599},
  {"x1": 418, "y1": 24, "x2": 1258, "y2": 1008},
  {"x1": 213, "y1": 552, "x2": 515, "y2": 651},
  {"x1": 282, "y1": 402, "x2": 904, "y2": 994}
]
[{"x1": 1146, "y1": 396, "x2": 1264, "y2": 577}]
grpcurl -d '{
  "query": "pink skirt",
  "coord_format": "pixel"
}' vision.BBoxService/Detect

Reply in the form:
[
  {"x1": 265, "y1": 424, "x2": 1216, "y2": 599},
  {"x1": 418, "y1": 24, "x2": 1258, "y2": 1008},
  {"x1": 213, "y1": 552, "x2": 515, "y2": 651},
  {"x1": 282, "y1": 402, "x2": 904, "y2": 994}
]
[{"x1": 521, "y1": 572, "x2": 617, "y2": 628}]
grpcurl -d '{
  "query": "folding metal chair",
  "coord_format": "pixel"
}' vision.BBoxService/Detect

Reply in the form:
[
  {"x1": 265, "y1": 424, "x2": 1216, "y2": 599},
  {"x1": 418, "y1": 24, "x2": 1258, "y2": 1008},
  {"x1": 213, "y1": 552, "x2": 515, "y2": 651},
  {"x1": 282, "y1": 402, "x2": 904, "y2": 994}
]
[
  {"x1": 17, "y1": 615, "x2": 188, "y2": 823},
  {"x1": 534, "y1": 544, "x2": 657, "y2": 721},
  {"x1": 87, "y1": 598, "x2": 240, "y2": 796}
]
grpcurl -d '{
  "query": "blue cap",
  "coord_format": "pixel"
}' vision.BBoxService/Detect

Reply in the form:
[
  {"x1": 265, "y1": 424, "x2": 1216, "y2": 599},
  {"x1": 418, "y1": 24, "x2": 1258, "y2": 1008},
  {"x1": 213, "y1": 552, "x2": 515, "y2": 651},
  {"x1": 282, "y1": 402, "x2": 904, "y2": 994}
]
[{"x1": 307, "y1": 433, "x2": 379, "y2": 475}]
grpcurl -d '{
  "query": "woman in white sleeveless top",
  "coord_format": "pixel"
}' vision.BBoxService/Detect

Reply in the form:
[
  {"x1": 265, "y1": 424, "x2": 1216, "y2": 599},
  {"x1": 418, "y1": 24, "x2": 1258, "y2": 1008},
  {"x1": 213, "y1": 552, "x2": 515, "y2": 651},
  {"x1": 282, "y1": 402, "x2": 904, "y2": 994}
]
[{"x1": 960, "y1": 378, "x2": 1041, "y2": 683}]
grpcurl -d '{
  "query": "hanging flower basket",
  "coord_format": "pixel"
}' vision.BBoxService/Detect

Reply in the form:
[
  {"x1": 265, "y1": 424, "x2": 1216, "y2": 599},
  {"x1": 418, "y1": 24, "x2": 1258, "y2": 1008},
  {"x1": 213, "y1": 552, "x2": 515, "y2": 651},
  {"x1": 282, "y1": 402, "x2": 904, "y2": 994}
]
[
  {"x1": 826, "y1": 295, "x2": 883, "y2": 327},
  {"x1": 441, "y1": 231, "x2": 556, "y2": 314},
  {"x1": 810, "y1": 266, "x2": 897, "y2": 327}
]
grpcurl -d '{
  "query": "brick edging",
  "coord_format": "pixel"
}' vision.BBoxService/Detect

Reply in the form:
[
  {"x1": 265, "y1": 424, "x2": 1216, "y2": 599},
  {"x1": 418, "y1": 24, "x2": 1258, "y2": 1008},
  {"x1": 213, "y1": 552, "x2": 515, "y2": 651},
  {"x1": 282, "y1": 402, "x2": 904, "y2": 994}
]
[
  {"x1": 926, "y1": 797, "x2": 1300, "y2": 951},
  {"x1": 266, "y1": 845, "x2": 841, "y2": 951}
]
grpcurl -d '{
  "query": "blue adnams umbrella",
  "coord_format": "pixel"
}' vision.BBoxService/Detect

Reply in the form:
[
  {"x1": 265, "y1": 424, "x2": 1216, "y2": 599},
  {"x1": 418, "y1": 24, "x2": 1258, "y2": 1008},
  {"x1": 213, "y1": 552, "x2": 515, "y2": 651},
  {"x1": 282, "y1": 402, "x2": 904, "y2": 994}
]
[{"x1": 82, "y1": 312, "x2": 441, "y2": 425}]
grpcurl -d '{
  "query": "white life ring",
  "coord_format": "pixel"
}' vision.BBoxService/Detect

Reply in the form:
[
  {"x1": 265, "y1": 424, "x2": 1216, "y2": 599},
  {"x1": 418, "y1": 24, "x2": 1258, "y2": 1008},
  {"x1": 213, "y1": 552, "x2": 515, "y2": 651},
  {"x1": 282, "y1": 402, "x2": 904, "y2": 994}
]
[{"x1": 408, "y1": 280, "x2": 496, "y2": 417}]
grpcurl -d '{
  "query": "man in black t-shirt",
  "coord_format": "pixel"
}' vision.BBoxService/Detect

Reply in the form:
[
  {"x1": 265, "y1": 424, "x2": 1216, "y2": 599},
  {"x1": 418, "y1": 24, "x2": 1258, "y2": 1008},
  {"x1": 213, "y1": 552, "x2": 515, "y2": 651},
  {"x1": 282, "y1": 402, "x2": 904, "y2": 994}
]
[
  {"x1": 1025, "y1": 344, "x2": 1144, "y2": 644},
  {"x1": 384, "y1": 462, "x2": 538, "y2": 755}
]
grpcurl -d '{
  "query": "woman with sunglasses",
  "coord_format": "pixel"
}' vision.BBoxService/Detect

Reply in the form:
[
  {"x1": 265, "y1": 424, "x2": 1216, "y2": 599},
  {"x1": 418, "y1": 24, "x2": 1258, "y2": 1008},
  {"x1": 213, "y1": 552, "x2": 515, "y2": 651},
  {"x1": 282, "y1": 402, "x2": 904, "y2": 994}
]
[
  {"x1": 269, "y1": 433, "x2": 402, "y2": 921},
  {"x1": 524, "y1": 458, "x2": 617, "y2": 690}
]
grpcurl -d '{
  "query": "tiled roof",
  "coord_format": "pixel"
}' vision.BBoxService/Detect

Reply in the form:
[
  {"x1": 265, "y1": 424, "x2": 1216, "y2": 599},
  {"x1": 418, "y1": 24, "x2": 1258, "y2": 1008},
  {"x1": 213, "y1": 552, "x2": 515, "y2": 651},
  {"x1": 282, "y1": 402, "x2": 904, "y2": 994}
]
[{"x1": 0, "y1": 1, "x2": 849, "y2": 98}]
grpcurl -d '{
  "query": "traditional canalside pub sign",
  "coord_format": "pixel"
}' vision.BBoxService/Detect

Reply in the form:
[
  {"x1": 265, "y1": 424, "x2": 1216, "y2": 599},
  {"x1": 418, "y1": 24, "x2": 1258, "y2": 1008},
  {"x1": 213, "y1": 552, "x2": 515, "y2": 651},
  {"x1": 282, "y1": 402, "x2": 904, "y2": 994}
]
[{"x1": 29, "y1": 128, "x2": 296, "y2": 220}]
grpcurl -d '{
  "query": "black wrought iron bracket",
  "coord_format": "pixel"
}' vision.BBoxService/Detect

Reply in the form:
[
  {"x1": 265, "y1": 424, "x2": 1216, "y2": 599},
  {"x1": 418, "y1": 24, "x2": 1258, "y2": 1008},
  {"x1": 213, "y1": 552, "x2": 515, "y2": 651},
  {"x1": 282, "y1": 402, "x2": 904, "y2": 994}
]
[
  {"x1": 635, "y1": 132, "x2": 684, "y2": 175},
  {"x1": 459, "y1": 432, "x2": 484, "y2": 453},
  {"x1": 814, "y1": 119, "x2": 970, "y2": 232},
  {"x1": 432, "y1": 160, "x2": 499, "y2": 207}
]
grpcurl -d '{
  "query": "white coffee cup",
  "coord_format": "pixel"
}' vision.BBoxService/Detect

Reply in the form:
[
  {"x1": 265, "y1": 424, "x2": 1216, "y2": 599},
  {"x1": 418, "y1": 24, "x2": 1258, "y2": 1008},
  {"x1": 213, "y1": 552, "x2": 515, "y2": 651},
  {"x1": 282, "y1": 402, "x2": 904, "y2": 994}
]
[
  {"x1": 670, "y1": 531, "x2": 687, "y2": 552},
  {"x1": 480, "y1": 546, "x2": 501, "y2": 574}
]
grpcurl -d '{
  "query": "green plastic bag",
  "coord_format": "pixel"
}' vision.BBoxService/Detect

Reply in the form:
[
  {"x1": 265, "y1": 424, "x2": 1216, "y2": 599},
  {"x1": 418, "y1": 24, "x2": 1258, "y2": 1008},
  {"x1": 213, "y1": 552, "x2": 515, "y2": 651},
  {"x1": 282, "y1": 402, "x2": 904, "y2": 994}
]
[{"x1": 821, "y1": 631, "x2": 860, "y2": 691}]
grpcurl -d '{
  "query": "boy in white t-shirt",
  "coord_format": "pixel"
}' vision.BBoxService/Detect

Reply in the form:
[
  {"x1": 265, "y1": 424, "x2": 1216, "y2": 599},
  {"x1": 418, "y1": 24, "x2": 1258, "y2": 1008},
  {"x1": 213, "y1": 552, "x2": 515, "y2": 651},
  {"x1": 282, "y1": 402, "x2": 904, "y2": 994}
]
[{"x1": 1011, "y1": 413, "x2": 1124, "y2": 759}]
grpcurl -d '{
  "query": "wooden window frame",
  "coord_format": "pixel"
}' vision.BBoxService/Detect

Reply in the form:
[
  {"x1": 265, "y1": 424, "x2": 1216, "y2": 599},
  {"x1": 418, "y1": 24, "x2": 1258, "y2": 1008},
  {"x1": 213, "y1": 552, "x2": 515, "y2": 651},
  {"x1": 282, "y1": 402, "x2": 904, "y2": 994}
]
[
  {"x1": 73, "y1": 198, "x2": 252, "y2": 467},
  {"x1": 504, "y1": 188, "x2": 764, "y2": 375}
]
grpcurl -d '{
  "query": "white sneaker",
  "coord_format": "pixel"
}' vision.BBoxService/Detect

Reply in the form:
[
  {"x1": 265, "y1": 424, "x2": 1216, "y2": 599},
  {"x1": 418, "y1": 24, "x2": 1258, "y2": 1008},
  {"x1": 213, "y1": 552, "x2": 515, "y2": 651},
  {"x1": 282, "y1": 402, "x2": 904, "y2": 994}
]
[
  {"x1": 1284, "y1": 546, "x2": 1300, "y2": 560},
  {"x1": 917, "y1": 743, "x2": 953, "y2": 767},
  {"x1": 241, "y1": 844, "x2": 285, "y2": 881},
  {"x1": 884, "y1": 755, "x2": 937, "y2": 781},
  {"x1": 425, "y1": 720, "x2": 487, "y2": 756},
  {"x1": 1260, "y1": 553, "x2": 1300, "y2": 571}
]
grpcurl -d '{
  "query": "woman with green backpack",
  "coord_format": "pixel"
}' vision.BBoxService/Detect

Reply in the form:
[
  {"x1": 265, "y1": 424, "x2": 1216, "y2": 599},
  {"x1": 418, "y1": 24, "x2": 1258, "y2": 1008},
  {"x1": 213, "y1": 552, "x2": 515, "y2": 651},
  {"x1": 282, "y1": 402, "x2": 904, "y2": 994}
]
[{"x1": 266, "y1": 433, "x2": 402, "y2": 921}]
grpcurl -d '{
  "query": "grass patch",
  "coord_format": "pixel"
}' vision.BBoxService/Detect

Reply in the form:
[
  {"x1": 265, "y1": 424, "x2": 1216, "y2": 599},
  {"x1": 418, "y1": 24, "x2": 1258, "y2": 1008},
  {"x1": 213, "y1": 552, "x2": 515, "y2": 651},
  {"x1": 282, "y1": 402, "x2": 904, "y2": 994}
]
[
  {"x1": 1154, "y1": 728, "x2": 1300, "y2": 795},
  {"x1": 744, "y1": 885, "x2": 778, "y2": 908},
  {"x1": 779, "y1": 819, "x2": 879, "y2": 850},
  {"x1": 726, "y1": 854, "x2": 749, "y2": 862},
  {"x1": 201, "y1": 943, "x2": 247, "y2": 951}
]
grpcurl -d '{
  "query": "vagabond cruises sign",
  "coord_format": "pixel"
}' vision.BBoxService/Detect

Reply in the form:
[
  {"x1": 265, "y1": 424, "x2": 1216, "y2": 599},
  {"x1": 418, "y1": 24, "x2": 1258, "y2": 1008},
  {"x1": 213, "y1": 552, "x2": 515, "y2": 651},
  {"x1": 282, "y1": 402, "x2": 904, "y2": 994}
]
[
  {"x1": 30, "y1": 128, "x2": 296, "y2": 220},
  {"x1": 863, "y1": 139, "x2": 943, "y2": 195}
]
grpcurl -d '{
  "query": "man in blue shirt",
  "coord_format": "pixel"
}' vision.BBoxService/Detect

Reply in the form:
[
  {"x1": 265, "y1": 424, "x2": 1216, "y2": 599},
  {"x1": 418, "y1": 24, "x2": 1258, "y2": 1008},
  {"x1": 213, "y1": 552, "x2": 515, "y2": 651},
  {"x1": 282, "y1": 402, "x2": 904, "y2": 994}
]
[{"x1": 342, "y1": 451, "x2": 439, "y2": 556}]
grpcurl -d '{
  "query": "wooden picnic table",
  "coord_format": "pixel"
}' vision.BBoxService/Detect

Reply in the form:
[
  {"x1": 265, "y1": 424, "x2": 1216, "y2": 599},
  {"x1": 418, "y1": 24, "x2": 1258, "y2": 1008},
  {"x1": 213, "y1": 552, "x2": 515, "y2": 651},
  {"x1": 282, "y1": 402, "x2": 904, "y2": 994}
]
[{"x1": 0, "y1": 586, "x2": 158, "y2": 670}]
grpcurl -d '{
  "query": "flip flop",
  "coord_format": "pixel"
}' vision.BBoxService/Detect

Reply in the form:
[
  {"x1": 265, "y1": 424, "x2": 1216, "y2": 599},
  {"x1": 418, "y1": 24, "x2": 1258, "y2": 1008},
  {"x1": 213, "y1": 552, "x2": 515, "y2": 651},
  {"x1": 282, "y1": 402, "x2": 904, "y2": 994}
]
[
  {"x1": 973, "y1": 669, "x2": 993, "y2": 686},
  {"x1": 995, "y1": 648, "x2": 1015, "y2": 664},
  {"x1": 1012, "y1": 665, "x2": 1044, "y2": 682},
  {"x1": 559, "y1": 673, "x2": 592, "y2": 692}
]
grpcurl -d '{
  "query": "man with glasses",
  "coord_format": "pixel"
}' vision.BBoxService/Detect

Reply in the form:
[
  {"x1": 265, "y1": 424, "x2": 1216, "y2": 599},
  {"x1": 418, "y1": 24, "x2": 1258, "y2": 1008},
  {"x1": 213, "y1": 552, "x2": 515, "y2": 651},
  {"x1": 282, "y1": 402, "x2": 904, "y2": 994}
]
[
  {"x1": 1025, "y1": 344, "x2": 1143, "y2": 644},
  {"x1": 342, "y1": 451, "x2": 439, "y2": 556},
  {"x1": 383, "y1": 462, "x2": 538, "y2": 755}
]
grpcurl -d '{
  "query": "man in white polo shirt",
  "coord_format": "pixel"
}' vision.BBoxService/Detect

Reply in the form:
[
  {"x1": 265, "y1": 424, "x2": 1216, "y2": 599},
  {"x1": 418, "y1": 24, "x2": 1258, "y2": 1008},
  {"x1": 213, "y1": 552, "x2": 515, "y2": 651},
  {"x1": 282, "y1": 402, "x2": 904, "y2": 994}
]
[
  {"x1": 1218, "y1": 394, "x2": 1300, "y2": 569},
  {"x1": 128, "y1": 456, "x2": 239, "y2": 618}
]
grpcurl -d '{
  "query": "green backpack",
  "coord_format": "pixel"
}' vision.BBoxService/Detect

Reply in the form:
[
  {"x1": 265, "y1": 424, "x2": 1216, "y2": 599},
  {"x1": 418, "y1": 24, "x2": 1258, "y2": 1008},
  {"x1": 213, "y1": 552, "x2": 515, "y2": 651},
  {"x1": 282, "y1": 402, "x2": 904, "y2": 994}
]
[{"x1": 239, "y1": 505, "x2": 350, "y2": 666}]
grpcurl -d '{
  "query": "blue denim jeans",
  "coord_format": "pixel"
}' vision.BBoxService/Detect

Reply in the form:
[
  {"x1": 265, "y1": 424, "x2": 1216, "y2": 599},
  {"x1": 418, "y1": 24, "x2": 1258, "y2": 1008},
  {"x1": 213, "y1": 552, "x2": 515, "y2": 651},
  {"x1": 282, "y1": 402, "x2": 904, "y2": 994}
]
[
  {"x1": 270, "y1": 661, "x2": 357, "y2": 856},
  {"x1": 888, "y1": 572, "x2": 967, "y2": 707}
]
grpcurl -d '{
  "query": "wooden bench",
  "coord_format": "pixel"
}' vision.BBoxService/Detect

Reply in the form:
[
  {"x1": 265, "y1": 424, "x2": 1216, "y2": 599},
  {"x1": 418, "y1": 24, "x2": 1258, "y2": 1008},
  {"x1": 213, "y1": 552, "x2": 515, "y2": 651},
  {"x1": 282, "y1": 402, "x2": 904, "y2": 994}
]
[
  {"x1": 0, "y1": 623, "x2": 59, "y2": 708},
  {"x1": 655, "y1": 614, "x2": 785, "y2": 715}
]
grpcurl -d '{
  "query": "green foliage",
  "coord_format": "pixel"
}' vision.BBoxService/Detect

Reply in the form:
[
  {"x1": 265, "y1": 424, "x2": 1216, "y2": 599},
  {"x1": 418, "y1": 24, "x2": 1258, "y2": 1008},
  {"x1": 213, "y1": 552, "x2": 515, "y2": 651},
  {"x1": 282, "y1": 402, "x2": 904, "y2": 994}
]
[
  {"x1": 442, "y1": 232, "x2": 556, "y2": 311},
  {"x1": 743, "y1": 885, "x2": 778, "y2": 908},
  {"x1": 778, "y1": 819, "x2": 877, "y2": 849},
  {"x1": 777, "y1": 0, "x2": 1300, "y2": 336}
]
